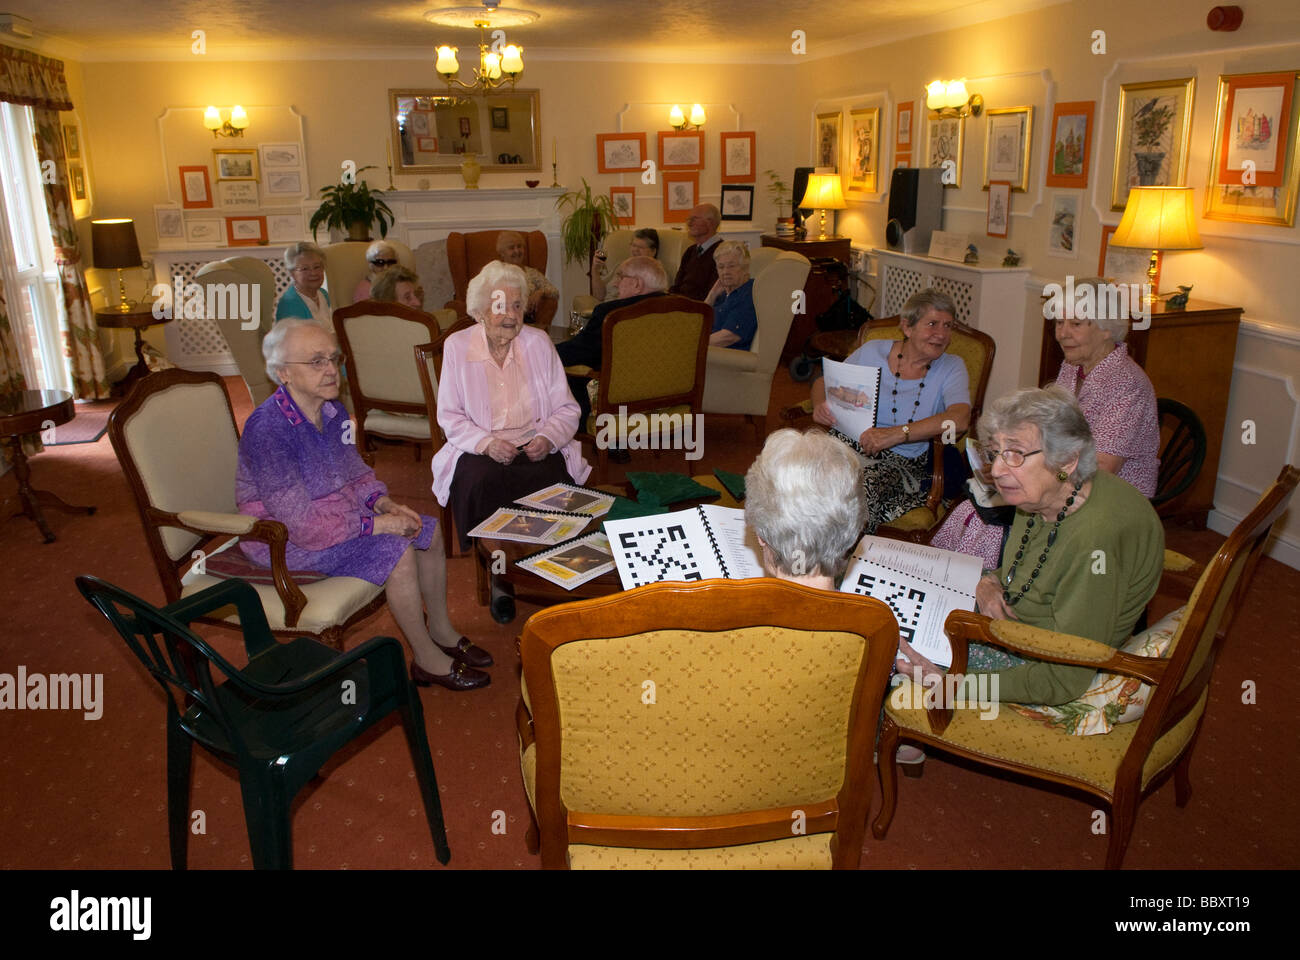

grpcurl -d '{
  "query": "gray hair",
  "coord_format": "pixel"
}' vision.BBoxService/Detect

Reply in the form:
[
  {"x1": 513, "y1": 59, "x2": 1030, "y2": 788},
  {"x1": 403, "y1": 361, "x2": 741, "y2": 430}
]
[
  {"x1": 283, "y1": 241, "x2": 325, "y2": 270},
  {"x1": 263, "y1": 317, "x2": 336, "y2": 384},
  {"x1": 495, "y1": 230, "x2": 526, "y2": 255},
  {"x1": 697, "y1": 203, "x2": 721, "y2": 229},
  {"x1": 618, "y1": 255, "x2": 668, "y2": 292},
  {"x1": 365, "y1": 240, "x2": 397, "y2": 265},
  {"x1": 371, "y1": 265, "x2": 420, "y2": 302},
  {"x1": 633, "y1": 227, "x2": 660, "y2": 255},
  {"x1": 745, "y1": 428, "x2": 867, "y2": 580},
  {"x1": 901, "y1": 288, "x2": 957, "y2": 328},
  {"x1": 1065, "y1": 276, "x2": 1131, "y2": 342},
  {"x1": 466, "y1": 261, "x2": 528, "y2": 320},
  {"x1": 979, "y1": 385, "x2": 1098, "y2": 483},
  {"x1": 713, "y1": 239, "x2": 751, "y2": 266}
]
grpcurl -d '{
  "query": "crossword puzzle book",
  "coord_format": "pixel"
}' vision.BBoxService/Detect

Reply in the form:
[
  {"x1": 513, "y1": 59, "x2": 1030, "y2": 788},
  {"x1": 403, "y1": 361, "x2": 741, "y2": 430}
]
[{"x1": 603, "y1": 505, "x2": 765, "y2": 589}]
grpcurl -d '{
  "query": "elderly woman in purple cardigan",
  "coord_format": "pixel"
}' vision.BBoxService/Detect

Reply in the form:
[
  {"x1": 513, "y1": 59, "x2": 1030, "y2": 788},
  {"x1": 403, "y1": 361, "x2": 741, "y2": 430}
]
[{"x1": 235, "y1": 318, "x2": 491, "y2": 692}]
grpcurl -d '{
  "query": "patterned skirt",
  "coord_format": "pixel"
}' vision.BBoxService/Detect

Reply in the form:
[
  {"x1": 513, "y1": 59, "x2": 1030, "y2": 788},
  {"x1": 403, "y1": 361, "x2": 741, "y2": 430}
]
[{"x1": 830, "y1": 428, "x2": 932, "y2": 533}]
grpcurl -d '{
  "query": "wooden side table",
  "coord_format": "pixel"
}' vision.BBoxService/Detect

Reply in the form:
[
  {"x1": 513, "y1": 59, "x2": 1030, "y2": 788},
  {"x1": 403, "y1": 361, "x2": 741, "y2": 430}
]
[
  {"x1": 96, "y1": 303, "x2": 172, "y2": 395},
  {"x1": 760, "y1": 234, "x2": 852, "y2": 360},
  {"x1": 1038, "y1": 299, "x2": 1243, "y2": 527},
  {"x1": 0, "y1": 390, "x2": 97, "y2": 543}
]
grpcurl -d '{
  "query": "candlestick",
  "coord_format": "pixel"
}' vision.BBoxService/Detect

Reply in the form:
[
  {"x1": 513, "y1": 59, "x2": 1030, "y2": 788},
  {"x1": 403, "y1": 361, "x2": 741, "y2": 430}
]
[
  {"x1": 385, "y1": 138, "x2": 394, "y2": 189},
  {"x1": 552, "y1": 136, "x2": 556, "y2": 164},
  {"x1": 550, "y1": 161, "x2": 559, "y2": 188}
]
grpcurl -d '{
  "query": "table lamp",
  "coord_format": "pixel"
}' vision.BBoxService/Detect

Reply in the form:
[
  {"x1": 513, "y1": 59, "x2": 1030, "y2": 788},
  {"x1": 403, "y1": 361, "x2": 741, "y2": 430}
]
[
  {"x1": 1108, "y1": 187, "x2": 1202, "y2": 307},
  {"x1": 91, "y1": 218, "x2": 143, "y2": 312},
  {"x1": 798, "y1": 173, "x2": 846, "y2": 240}
]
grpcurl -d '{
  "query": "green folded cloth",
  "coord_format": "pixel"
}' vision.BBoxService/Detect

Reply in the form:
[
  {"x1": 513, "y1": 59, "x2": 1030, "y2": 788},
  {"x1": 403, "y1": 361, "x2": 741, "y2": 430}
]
[
  {"x1": 626, "y1": 472, "x2": 720, "y2": 506},
  {"x1": 713, "y1": 469, "x2": 746, "y2": 502},
  {"x1": 605, "y1": 495, "x2": 675, "y2": 524}
]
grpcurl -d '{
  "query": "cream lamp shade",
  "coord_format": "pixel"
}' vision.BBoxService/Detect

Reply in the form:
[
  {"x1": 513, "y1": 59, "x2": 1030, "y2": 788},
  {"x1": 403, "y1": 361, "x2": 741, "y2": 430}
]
[
  {"x1": 1110, "y1": 186, "x2": 1202, "y2": 251},
  {"x1": 799, "y1": 173, "x2": 846, "y2": 239}
]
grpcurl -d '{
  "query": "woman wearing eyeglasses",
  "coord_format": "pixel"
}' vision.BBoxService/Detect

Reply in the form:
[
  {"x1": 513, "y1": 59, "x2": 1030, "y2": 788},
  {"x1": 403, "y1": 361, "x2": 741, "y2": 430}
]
[
  {"x1": 235, "y1": 318, "x2": 492, "y2": 692},
  {"x1": 900, "y1": 386, "x2": 1163, "y2": 706},
  {"x1": 353, "y1": 241, "x2": 400, "y2": 303},
  {"x1": 274, "y1": 242, "x2": 331, "y2": 325}
]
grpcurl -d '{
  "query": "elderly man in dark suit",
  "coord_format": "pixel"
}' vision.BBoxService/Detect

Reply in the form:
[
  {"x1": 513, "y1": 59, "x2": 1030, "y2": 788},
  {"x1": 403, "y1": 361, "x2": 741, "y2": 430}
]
[{"x1": 669, "y1": 204, "x2": 722, "y2": 300}]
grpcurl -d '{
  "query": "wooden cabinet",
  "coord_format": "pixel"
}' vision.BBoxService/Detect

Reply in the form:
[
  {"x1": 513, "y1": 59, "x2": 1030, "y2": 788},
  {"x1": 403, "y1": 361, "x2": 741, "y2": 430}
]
[
  {"x1": 1039, "y1": 299, "x2": 1243, "y2": 528},
  {"x1": 760, "y1": 234, "x2": 851, "y2": 359}
]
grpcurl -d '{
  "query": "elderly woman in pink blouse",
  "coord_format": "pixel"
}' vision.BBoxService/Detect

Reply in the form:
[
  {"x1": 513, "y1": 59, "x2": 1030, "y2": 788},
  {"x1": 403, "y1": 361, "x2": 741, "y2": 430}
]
[
  {"x1": 433, "y1": 262, "x2": 590, "y2": 567},
  {"x1": 931, "y1": 278, "x2": 1159, "y2": 567}
]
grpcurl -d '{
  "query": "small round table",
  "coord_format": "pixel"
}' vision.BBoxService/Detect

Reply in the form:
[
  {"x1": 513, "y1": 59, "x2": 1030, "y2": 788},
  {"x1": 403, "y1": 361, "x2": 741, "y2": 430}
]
[
  {"x1": 0, "y1": 390, "x2": 97, "y2": 543},
  {"x1": 96, "y1": 303, "x2": 171, "y2": 394}
]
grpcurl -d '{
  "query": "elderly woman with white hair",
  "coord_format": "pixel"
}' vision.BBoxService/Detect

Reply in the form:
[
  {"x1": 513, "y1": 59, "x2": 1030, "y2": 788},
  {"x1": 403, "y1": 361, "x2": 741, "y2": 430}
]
[
  {"x1": 353, "y1": 240, "x2": 401, "y2": 303},
  {"x1": 235, "y1": 318, "x2": 492, "y2": 691},
  {"x1": 433, "y1": 261, "x2": 590, "y2": 556},
  {"x1": 931, "y1": 278, "x2": 1159, "y2": 568},
  {"x1": 274, "y1": 241, "x2": 330, "y2": 324},
  {"x1": 704, "y1": 240, "x2": 759, "y2": 350},
  {"x1": 908, "y1": 386, "x2": 1164, "y2": 707}
]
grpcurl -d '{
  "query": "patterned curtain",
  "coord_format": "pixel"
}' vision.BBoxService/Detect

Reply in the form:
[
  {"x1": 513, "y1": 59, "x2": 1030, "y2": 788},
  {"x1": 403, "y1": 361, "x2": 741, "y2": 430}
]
[
  {"x1": 32, "y1": 107, "x2": 109, "y2": 399},
  {"x1": 0, "y1": 272, "x2": 40, "y2": 456},
  {"x1": 0, "y1": 43, "x2": 72, "y2": 109}
]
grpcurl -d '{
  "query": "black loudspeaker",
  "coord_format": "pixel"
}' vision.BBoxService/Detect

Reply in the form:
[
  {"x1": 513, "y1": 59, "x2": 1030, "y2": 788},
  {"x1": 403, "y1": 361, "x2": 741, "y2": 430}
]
[
  {"x1": 885, "y1": 168, "x2": 944, "y2": 253},
  {"x1": 792, "y1": 166, "x2": 815, "y2": 229}
]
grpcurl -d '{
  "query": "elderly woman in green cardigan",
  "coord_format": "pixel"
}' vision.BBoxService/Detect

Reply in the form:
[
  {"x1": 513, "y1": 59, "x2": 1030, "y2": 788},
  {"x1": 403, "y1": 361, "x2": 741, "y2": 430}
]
[
  {"x1": 899, "y1": 386, "x2": 1164, "y2": 706},
  {"x1": 275, "y1": 242, "x2": 331, "y2": 325}
]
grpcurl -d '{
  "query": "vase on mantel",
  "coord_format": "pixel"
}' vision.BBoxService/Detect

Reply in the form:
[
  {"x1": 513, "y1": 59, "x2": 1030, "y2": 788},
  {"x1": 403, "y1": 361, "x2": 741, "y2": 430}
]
[{"x1": 460, "y1": 155, "x2": 482, "y2": 189}]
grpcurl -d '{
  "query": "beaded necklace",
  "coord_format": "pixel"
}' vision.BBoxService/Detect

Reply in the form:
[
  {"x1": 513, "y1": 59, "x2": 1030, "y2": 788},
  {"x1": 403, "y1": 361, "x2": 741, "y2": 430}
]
[
  {"x1": 1002, "y1": 479, "x2": 1084, "y2": 607},
  {"x1": 889, "y1": 344, "x2": 931, "y2": 426}
]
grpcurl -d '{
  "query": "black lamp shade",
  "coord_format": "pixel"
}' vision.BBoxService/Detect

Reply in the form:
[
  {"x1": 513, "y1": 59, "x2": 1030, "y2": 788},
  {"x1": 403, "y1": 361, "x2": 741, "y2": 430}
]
[{"x1": 91, "y1": 219, "x2": 143, "y2": 270}]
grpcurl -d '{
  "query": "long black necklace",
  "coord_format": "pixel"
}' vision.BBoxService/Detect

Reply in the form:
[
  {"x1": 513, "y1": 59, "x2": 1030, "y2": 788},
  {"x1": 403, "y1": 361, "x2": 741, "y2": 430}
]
[
  {"x1": 890, "y1": 345, "x2": 931, "y2": 425},
  {"x1": 1003, "y1": 479, "x2": 1084, "y2": 606}
]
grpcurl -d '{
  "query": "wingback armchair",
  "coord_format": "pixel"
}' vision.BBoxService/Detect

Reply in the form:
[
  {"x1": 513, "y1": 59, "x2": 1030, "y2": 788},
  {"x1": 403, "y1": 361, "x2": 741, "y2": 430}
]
[
  {"x1": 322, "y1": 239, "x2": 415, "y2": 311},
  {"x1": 570, "y1": 228, "x2": 697, "y2": 317},
  {"x1": 194, "y1": 257, "x2": 277, "y2": 406},
  {"x1": 444, "y1": 229, "x2": 556, "y2": 329}
]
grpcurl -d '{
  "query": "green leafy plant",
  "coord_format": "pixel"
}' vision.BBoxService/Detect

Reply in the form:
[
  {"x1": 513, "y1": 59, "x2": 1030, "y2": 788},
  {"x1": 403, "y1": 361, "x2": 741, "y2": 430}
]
[
  {"x1": 309, "y1": 165, "x2": 395, "y2": 241},
  {"x1": 556, "y1": 178, "x2": 617, "y2": 292},
  {"x1": 764, "y1": 168, "x2": 793, "y2": 218},
  {"x1": 1134, "y1": 104, "x2": 1174, "y2": 149}
]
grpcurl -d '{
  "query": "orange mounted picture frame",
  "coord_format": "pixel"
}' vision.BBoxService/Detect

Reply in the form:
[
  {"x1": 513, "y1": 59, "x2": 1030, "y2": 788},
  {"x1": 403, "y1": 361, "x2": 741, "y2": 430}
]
[
  {"x1": 610, "y1": 186, "x2": 635, "y2": 225},
  {"x1": 895, "y1": 101, "x2": 914, "y2": 152},
  {"x1": 658, "y1": 130, "x2": 704, "y2": 171},
  {"x1": 661, "y1": 172, "x2": 699, "y2": 223},
  {"x1": 225, "y1": 215, "x2": 267, "y2": 247},
  {"x1": 596, "y1": 133, "x2": 646, "y2": 174},
  {"x1": 719, "y1": 131, "x2": 756, "y2": 183},
  {"x1": 1045, "y1": 100, "x2": 1094, "y2": 189},
  {"x1": 1214, "y1": 71, "x2": 1295, "y2": 188},
  {"x1": 178, "y1": 165, "x2": 212, "y2": 209}
]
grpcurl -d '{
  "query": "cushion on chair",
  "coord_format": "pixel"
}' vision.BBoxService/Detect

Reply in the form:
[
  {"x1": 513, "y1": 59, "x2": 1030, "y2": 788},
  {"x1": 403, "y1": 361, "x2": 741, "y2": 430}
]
[
  {"x1": 340, "y1": 312, "x2": 432, "y2": 404},
  {"x1": 180, "y1": 571, "x2": 383, "y2": 634},
  {"x1": 605, "y1": 310, "x2": 707, "y2": 403},
  {"x1": 364, "y1": 410, "x2": 432, "y2": 440},
  {"x1": 566, "y1": 835, "x2": 833, "y2": 869},
  {"x1": 1009, "y1": 606, "x2": 1184, "y2": 735},
  {"x1": 882, "y1": 505, "x2": 938, "y2": 532}
]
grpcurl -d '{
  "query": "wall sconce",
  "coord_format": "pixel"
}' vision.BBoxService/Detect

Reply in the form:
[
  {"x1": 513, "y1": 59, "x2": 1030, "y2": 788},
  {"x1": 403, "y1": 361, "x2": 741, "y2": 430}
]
[
  {"x1": 204, "y1": 105, "x2": 249, "y2": 138},
  {"x1": 925, "y1": 80, "x2": 983, "y2": 119},
  {"x1": 670, "y1": 104, "x2": 706, "y2": 130}
]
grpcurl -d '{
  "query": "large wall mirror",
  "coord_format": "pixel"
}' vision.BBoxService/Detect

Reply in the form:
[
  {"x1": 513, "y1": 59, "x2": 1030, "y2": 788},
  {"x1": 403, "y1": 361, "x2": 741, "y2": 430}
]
[{"x1": 389, "y1": 88, "x2": 541, "y2": 174}]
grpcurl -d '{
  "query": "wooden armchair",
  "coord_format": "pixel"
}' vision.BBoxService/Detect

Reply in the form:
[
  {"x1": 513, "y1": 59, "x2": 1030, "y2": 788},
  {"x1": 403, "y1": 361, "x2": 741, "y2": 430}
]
[
  {"x1": 444, "y1": 229, "x2": 556, "y2": 329},
  {"x1": 413, "y1": 334, "x2": 471, "y2": 558},
  {"x1": 874, "y1": 464, "x2": 1299, "y2": 868},
  {"x1": 517, "y1": 578, "x2": 900, "y2": 868}
]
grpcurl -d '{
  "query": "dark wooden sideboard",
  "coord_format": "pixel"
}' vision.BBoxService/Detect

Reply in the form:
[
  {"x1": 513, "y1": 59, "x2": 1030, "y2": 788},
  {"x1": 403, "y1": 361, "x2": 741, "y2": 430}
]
[
  {"x1": 759, "y1": 233, "x2": 852, "y2": 360},
  {"x1": 1038, "y1": 299, "x2": 1242, "y2": 527}
]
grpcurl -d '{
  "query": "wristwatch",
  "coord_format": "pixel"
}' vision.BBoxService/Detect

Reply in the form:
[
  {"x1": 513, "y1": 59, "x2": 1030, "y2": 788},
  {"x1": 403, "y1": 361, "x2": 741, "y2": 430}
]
[{"x1": 901, "y1": 424, "x2": 911, "y2": 441}]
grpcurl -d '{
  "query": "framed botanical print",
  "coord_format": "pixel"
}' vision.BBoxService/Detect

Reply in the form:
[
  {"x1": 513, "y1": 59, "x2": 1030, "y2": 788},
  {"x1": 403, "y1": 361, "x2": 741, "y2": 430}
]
[
  {"x1": 720, "y1": 184, "x2": 754, "y2": 221},
  {"x1": 986, "y1": 181, "x2": 1010, "y2": 238},
  {"x1": 1110, "y1": 78, "x2": 1195, "y2": 211},
  {"x1": 661, "y1": 172, "x2": 699, "y2": 223},
  {"x1": 185, "y1": 218, "x2": 223, "y2": 246},
  {"x1": 847, "y1": 107, "x2": 880, "y2": 194},
  {"x1": 926, "y1": 115, "x2": 964, "y2": 187},
  {"x1": 658, "y1": 130, "x2": 704, "y2": 171},
  {"x1": 178, "y1": 165, "x2": 212, "y2": 209},
  {"x1": 720, "y1": 131, "x2": 756, "y2": 183},
  {"x1": 815, "y1": 111, "x2": 841, "y2": 171},
  {"x1": 895, "y1": 101, "x2": 913, "y2": 151},
  {"x1": 226, "y1": 215, "x2": 267, "y2": 246},
  {"x1": 596, "y1": 133, "x2": 646, "y2": 174},
  {"x1": 1204, "y1": 71, "x2": 1300, "y2": 226},
  {"x1": 610, "y1": 186, "x2": 635, "y2": 225},
  {"x1": 983, "y1": 106, "x2": 1032, "y2": 191},
  {"x1": 1046, "y1": 101, "x2": 1094, "y2": 188},
  {"x1": 213, "y1": 148, "x2": 258, "y2": 181}
]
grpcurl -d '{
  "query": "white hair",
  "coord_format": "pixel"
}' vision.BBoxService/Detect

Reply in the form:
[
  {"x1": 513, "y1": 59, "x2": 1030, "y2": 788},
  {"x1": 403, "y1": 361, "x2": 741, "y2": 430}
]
[
  {"x1": 466, "y1": 261, "x2": 528, "y2": 320},
  {"x1": 979, "y1": 386, "x2": 1098, "y2": 483},
  {"x1": 263, "y1": 318, "x2": 335, "y2": 384}
]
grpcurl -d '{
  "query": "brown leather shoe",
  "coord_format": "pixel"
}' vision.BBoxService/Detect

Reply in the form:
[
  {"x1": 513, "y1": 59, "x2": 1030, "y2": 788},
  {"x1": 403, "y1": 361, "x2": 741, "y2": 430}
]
[
  {"x1": 410, "y1": 659, "x2": 490, "y2": 691},
  {"x1": 434, "y1": 635, "x2": 494, "y2": 668}
]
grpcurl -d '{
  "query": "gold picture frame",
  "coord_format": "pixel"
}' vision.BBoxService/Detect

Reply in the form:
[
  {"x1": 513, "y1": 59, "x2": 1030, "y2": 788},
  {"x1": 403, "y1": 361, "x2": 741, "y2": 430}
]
[
  {"x1": 815, "y1": 111, "x2": 841, "y2": 172},
  {"x1": 212, "y1": 148, "x2": 258, "y2": 182},
  {"x1": 847, "y1": 107, "x2": 880, "y2": 194},
  {"x1": 926, "y1": 114, "x2": 964, "y2": 187},
  {"x1": 1109, "y1": 77, "x2": 1195, "y2": 212},
  {"x1": 1204, "y1": 71, "x2": 1300, "y2": 226},
  {"x1": 983, "y1": 106, "x2": 1032, "y2": 191}
]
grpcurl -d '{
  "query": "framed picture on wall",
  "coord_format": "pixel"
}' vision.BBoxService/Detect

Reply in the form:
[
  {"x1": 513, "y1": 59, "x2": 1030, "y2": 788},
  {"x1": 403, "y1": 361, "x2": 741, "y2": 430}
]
[
  {"x1": 847, "y1": 107, "x2": 880, "y2": 194},
  {"x1": 226, "y1": 215, "x2": 268, "y2": 246},
  {"x1": 986, "y1": 181, "x2": 1010, "y2": 237},
  {"x1": 720, "y1": 131, "x2": 756, "y2": 182},
  {"x1": 926, "y1": 115, "x2": 963, "y2": 186},
  {"x1": 895, "y1": 101, "x2": 913, "y2": 150},
  {"x1": 610, "y1": 186, "x2": 635, "y2": 225},
  {"x1": 179, "y1": 165, "x2": 212, "y2": 208},
  {"x1": 185, "y1": 218, "x2": 223, "y2": 246},
  {"x1": 266, "y1": 212, "x2": 306, "y2": 244},
  {"x1": 720, "y1": 184, "x2": 754, "y2": 221},
  {"x1": 895, "y1": 155, "x2": 911, "y2": 169},
  {"x1": 815, "y1": 111, "x2": 841, "y2": 172},
  {"x1": 596, "y1": 133, "x2": 646, "y2": 173},
  {"x1": 1046, "y1": 193, "x2": 1079, "y2": 258},
  {"x1": 459, "y1": 117, "x2": 471, "y2": 137},
  {"x1": 1110, "y1": 77, "x2": 1195, "y2": 211},
  {"x1": 1204, "y1": 71, "x2": 1300, "y2": 226},
  {"x1": 69, "y1": 163, "x2": 87, "y2": 201},
  {"x1": 263, "y1": 169, "x2": 304, "y2": 197},
  {"x1": 218, "y1": 180, "x2": 260, "y2": 210},
  {"x1": 983, "y1": 106, "x2": 1032, "y2": 191},
  {"x1": 213, "y1": 148, "x2": 258, "y2": 181},
  {"x1": 259, "y1": 142, "x2": 302, "y2": 168},
  {"x1": 1098, "y1": 223, "x2": 1161, "y2": 287},
  {"x1": 154, "y1": 204, "x2": 184, "y2": 242},
  {"x1": 63, "y1": 125, "x2": 81, "y2": 160},
  {"x1": 491, "y1": 106, "x2": 509, "y2": 130},
  {"x1": 1045, "y1": 101, "x2": 1094, "y2": 188},
  {"x1": 661, "y1": 171, "x2": 699, "y2": 223},
  {"x1": 659, "y1": 130, "x2": 705, "y2": 171}
]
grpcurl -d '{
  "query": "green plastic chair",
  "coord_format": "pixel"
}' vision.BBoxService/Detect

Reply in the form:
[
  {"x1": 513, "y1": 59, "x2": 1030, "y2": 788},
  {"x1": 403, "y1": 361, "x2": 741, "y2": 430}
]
[{"x1": 76, "y1": 575, "x2": 451, "y2": 869}]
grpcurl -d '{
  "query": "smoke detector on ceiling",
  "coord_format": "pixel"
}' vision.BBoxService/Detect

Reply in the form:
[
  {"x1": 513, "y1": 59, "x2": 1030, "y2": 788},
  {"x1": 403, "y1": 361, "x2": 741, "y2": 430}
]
[{"x1": 0, "y1": 13, "x2": 34, "y2": 38}]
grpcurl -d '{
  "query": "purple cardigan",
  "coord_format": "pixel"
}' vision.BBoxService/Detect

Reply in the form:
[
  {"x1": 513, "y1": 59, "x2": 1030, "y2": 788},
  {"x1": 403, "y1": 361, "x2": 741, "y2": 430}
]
[{"x1": 432, "y1": 323, "x2": 590, "y2": 505}]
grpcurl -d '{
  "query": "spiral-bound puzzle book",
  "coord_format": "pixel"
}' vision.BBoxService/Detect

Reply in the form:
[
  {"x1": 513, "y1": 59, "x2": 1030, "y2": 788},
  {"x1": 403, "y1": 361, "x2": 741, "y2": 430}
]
[
  {"x1": 466, "y1": 507, "x2": 587, "y2": 545},
  {"x1": 821, "y1": 358, "x2": 881, "y2": 439},
  {"x1": 603, "y1": 505, "x2": 764, "y2": 589},
  {"x1": 514, "y1": 482, "x2": 616, "y2": 518},
  {"x1": 517, "y1": 532, "x2": 616, "y2": 590}
]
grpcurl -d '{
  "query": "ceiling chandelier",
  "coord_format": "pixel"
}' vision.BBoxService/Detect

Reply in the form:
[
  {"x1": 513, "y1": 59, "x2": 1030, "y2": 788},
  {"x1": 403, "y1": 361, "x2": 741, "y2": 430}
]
[{"x1": 424, "y1": 1, "x2": 540, "y2": 95}]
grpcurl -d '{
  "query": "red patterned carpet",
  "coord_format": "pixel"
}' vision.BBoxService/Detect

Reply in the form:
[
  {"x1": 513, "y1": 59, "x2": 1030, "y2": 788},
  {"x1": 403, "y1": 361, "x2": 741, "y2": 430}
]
[{"x1": 1, "y1": 370, "x2": 1296, "y2": 870}]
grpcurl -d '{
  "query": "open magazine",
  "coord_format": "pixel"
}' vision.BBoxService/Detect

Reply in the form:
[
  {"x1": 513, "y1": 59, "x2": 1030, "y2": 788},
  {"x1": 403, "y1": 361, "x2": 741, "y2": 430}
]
[
  {"x1": 517, "y1": 532, "x2": 616, "y2": 590},
  {"x1": 514, "y1": 482, "x2": 615, "y2": 518},
  {"x1": 466, "y1": 507, "x2": 587, "y2": 545},
  {"x1": 821, "y1": 358, "x2": 881, "y2": 439}
]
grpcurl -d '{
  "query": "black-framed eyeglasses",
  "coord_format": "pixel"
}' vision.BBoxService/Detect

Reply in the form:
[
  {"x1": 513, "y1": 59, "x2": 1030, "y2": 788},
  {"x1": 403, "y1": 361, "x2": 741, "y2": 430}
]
[
  {"x1": 369, "y1": 258, "x2": 398, "y2": 267},
  {"x1": 283, "y1": 353, "x2": 342, "y2": 371},
  {"x1": 981, "y1": 447, "x2": 1043, "y2": 468}
]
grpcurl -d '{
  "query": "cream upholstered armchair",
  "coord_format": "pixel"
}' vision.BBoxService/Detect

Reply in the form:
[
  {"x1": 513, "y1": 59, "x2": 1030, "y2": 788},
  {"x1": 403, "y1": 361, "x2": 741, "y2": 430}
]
[
  {"x1": 517, "y1": 578, "x2": 899, "y2": 868},
  {"x1": 570, "y1": 228, "x2": 697, "y2": 318},
  {"x1": 322, "y1": 239, "x2": 415, "y2": 311},
  {"x1": 195, "y1": 257, "x2": 277, "y2": 406},
  {"x1": 107, "y1": 369, "x2": 387, "y2": 651},
  {"x1": 701, "y1": 250, "x2": 811, "y2": 438}
]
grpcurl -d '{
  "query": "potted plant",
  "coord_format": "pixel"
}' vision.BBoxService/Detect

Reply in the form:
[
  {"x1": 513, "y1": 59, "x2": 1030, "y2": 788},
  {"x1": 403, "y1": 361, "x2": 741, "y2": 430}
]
[
  {"x1": 556, "y1": 178, "x2": 617, "y2": 293},
  {"x1": 765, "y1": 169, "x2": 795, "y2": 236},
  {"x1": 309, "y1": 165, "x2": 395, "y2": 241}
]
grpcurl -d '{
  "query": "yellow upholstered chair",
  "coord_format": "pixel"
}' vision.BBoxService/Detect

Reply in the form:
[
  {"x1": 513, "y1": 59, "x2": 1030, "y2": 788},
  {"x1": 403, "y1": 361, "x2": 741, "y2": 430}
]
[
  {"x1": 874, "y1": 464, "x2": 1299, "y2": 868},
  {"x1": 107, "y1": 369, "x2": 387, "y2": 651},
  {"x1": 575, "y1": 294, "x2": 710, "y2": 481},
  {"x1": 517, "y1": 578, "x2": 900, "y2": 868},
  {"x1": 571, "y1": 228, "x2": 695, "y2": 318},
  {"x1": 194, "y1": 257, "x2": 277, "y2": 406},
  {"x1": 322, "y1": 239, "x2": 415, "y2": 311}
]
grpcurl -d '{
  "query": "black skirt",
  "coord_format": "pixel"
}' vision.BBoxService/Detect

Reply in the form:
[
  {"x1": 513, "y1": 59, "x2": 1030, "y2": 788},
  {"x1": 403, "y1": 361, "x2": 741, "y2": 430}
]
[{"x1": 448, "y1": 451, "x2": 572, "y2": 550}]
